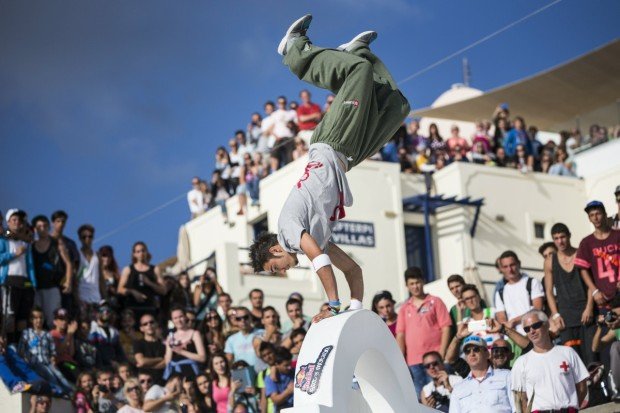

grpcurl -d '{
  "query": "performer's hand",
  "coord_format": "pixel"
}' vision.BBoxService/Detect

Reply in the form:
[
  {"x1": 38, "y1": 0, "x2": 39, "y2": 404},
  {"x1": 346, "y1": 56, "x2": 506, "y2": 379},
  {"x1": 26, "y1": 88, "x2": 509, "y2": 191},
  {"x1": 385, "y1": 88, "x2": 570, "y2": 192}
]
[{"x1": 312, "y1": 309, "x2": 335, "y2": 324}]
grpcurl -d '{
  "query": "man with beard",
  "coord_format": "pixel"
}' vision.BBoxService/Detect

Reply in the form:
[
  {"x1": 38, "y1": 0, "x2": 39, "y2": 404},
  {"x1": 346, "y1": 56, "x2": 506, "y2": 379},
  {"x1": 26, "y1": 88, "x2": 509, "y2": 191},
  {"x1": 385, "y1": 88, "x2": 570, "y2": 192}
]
[{"x1": 88, "y1": 301, "x2": 126, "y2": 368}]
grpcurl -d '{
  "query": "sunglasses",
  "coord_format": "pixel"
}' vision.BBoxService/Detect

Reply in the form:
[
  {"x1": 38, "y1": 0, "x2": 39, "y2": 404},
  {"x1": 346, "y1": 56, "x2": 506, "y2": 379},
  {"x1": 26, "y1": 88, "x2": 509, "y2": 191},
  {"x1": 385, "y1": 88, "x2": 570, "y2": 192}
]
[
  {"x1": 235, "y1": 315, "x2": 250, "y2": 321},
  {"x1": 127, "y1": 386, "x2": 140, "y2": 393},
  {"x1": 523, "y1": 321, "x2": 544, "y2": 333},
  {"x1": 81, "y1": 234, "x2": 94, "y2": 239},
  {"x1": 461, "y1": 295, "x2": 477, "y2": 303},
  {"x1": 139, "y1": 378, "x2": 152, "y2": 384},
  {"x1": 423, "y1": 361, "x2": 440, "y2": 369},
  {"x1": 491, "y1": 347, "x2": 510, "y2": 356},
  {"x1": 141, "y1": 320, "x2": 155, "y2": 327},
  {"x1": 463, "y1": 346, "x2": 483, "y2": 355}
]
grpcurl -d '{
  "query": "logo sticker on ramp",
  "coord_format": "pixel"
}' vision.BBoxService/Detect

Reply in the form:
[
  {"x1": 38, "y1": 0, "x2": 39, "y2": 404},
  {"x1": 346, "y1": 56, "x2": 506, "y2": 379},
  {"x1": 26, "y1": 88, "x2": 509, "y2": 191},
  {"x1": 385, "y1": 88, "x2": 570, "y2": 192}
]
[{"x1": 295, "y1": 345, "x2": 333, "y2": 395}]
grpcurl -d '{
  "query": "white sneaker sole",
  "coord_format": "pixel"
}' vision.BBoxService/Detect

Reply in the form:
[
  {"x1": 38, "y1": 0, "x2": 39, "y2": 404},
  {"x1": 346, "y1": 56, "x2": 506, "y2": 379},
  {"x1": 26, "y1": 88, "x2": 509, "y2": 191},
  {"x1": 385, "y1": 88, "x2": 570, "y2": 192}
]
[
  {"x1": 277, "y1": 14, "x2": 312, "y2": 56},
  {"x1": 337, "y1": 30, "x2": 377, "y2": 51}
]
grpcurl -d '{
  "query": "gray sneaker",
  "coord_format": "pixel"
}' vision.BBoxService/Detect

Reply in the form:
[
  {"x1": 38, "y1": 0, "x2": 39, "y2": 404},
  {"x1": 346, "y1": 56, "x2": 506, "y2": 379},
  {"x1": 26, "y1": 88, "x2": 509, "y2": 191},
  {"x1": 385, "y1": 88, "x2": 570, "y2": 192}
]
[
  {"x1": 337, "y1": 31, "x2": 378, "y2": 52},
  {"x1": 277, "y1": 14, "x2": 313, "y2": 56}
]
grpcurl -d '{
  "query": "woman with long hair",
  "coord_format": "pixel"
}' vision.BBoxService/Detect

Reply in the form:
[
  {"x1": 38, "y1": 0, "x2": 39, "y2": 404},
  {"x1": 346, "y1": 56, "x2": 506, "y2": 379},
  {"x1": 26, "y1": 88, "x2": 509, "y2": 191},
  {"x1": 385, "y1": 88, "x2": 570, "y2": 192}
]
[
  {"x1": 98, "y1": 245, "x2": 121, "y2": 308},
  {"x1": 371, "y1": 291, "x2": 398, "y2": 336},
  {"x1": 118, "y1": 241, "x2": 167, "y2": 321},
  {"x1": 117, "y1": 378, "x2": 143, "y2": 413},
  {"x1": 73, "y1": 371, "x2": 95, "y2": 413},
  {"x1": 210, "y1": 352, "x2": 232, "y2": 413},
  {"x1": 195, "y1": 373, "x2": 216, "y2": 412},
  {"x1": 201, "y1": 308, "x2": 226, "y2": 355},
  {"x1": 168, "y1": 272, "x2": 193, "y2": 310},
  {"x1": 164, "y1": 306, "x2": 206, "y2": 380},
  {"x1": 428, "y1": 123, "x2": 445, "y2": 154}
]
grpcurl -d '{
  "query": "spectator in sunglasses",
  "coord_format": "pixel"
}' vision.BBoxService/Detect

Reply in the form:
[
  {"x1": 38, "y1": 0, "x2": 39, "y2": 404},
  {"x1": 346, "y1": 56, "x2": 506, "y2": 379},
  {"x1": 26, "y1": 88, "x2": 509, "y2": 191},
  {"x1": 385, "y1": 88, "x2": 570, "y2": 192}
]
[
  {"x1": 225, "y1": 307, "x2": 260, "y2": 370},
  {"x1": 420, "y1": 351, "x2": 462, "y2": 411},
  {"x1": 449, "y1": 335, "x2": 514, "y2": 413},
  {"x1": 134, "y1": 314, "x2": 165, "y2": 383},
  {"x1": 30, "y1": 394, "x2": 52, "y2": 413},
  {"x1": 488, "y1": 339, "x2": 514, "y2": 370},
  {"x1": 511, "y1": 309, "x2": 589, "y2": 413},
  {"x1": 117, "y1": 378, "x2": 143, "y2": 413}
]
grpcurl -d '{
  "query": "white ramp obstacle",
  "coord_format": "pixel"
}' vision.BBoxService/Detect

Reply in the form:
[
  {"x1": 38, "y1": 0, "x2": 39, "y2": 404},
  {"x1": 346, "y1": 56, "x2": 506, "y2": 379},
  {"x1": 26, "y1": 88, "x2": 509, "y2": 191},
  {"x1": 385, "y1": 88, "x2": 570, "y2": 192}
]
[{"x1": 283, "y1": 309, "x2": 438, "y2": 413}]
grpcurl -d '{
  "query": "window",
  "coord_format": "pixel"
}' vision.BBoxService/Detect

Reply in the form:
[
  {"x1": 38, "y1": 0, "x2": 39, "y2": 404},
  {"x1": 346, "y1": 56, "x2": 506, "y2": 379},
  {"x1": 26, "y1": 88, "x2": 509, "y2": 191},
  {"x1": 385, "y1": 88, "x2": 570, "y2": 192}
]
[
  {"x1": 252, "y1": 216, "x2": 269, "y2": 241},
  {"x1": 404, "y1": 225, "x2": 433, "y2": 282},
  {"x1": 534, "y1": 222, "x2": 545, "y2": 240}
]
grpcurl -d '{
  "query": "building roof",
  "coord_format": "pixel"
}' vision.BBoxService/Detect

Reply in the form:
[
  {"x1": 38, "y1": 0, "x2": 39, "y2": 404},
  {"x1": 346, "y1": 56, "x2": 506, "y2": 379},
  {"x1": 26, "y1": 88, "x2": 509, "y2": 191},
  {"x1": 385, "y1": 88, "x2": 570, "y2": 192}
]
[{"x1": 410, "y1": 39, "x2": 620, "y2": 131}]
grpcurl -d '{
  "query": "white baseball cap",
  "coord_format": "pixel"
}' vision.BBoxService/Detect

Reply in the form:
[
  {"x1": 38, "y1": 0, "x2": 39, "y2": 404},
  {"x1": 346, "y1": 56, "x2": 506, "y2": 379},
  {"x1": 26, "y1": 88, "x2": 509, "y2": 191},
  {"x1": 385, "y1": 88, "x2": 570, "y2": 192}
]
[{"x1": 5, "y1": 208, "x2": 25, "y2": 223}]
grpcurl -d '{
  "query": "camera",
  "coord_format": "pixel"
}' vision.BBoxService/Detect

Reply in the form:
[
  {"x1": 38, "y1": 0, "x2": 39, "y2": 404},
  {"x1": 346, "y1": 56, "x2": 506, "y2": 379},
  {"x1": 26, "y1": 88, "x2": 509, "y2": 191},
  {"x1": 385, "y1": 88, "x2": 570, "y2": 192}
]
[
  {"x1": 605, "y1": 312, "x2": 617, "y2": 324},
  {"x1": 98, "y1": 384, "x2": 108, "y2": 393},
  {"x1": 430, "y1": 391, "x2": 450, "y2": 408}
]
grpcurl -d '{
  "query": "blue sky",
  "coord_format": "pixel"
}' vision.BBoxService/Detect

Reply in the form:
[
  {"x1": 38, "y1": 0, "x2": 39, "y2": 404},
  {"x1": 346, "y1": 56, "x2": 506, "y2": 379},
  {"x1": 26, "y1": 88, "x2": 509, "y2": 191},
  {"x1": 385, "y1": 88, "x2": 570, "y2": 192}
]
[{"x1": 1, "y1": 0, "x2": 618, "y2": 266}]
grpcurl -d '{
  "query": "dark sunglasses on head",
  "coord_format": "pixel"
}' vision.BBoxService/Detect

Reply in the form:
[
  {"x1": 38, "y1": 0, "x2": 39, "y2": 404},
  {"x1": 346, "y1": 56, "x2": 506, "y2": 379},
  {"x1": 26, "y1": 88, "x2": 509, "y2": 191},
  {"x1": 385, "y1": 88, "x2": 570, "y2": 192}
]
[
  {"x1": 463, "y1": 346, "x2": 483, "y2": 355},
  {"x1": 523, "y1": 321, "x2": 544, "y2": 333},
  {"x1": 423, "y1": 361, "x2": 440, "y2": 369},
  {"x1": 235, "y1": 315, "x2": 250, "y2": 321}
]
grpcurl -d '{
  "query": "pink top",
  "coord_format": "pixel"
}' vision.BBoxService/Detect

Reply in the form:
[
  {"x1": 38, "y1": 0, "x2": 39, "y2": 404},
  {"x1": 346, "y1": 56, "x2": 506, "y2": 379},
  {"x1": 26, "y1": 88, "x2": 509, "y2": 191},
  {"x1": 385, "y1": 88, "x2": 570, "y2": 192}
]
[
  {"x1": 396, "y1": 294, "x2": 452, "y2": 365},
  {"x1": 212, "y1": 380, "x2": 230, "y2": 413}
]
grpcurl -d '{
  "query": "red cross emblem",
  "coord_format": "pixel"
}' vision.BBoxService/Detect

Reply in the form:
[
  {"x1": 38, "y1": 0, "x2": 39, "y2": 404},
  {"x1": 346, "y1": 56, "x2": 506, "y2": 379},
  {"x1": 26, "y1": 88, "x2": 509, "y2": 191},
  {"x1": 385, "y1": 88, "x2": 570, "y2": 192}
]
[{"x1": 559, "y1": 361, "x2": 569, "y2": 373}]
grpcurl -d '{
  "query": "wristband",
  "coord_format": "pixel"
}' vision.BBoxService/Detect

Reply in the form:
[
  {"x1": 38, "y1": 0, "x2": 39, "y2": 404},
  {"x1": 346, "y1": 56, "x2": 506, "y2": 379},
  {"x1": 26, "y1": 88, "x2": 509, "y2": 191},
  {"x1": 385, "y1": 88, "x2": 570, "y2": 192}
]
[
  {"x1": 592, "y1": 289, "x2": 600, "y2": 297},
  {"x1": 312, "y1": 254, "x2": 332, "y2": 272},
  {"x1": 552, "y1": 313, "x2": 561, "y2": 320},
  {"x1": 328, "y1": 299, "x2": 341, "y2": 316}
]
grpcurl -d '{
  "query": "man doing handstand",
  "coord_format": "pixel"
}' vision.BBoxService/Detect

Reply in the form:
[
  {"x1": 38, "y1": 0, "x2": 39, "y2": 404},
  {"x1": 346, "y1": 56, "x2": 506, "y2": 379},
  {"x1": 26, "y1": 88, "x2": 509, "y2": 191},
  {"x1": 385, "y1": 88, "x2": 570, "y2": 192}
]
[{"x1": 249, "y1": 14, "x2": 410, "y2": 323}]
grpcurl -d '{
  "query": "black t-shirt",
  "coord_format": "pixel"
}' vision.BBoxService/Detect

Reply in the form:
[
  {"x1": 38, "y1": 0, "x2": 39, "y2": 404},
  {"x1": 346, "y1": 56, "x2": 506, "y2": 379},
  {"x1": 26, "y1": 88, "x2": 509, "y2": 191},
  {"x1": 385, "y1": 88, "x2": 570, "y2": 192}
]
[
  {"x1": 133, "y1": 339, "x2": 165, "y2": 382},
  {"x1": 32, "y1": 238, "x2": 63, "y2": 289}
]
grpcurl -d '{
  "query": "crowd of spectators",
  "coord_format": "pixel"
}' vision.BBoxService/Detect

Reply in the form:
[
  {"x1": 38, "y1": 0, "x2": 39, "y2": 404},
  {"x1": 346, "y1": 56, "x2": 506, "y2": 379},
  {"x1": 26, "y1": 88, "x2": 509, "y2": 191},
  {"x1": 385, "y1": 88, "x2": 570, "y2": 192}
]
[
  {"x1": 2, "y1": 185, "x2": 619, "y2": 412},
  {"x1": 0, "y1": 207, "x2": 325, "y2": 412},
  {"x1": 187, "y1": 95, "x2": 619, "y2": 220}
]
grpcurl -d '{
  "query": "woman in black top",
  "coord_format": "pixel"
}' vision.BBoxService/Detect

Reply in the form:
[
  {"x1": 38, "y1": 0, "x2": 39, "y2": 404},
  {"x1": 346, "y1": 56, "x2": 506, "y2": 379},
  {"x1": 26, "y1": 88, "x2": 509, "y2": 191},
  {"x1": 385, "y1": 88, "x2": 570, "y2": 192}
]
[{"x1": 118, "y1": 241, "x2": 167, "y2": 321}]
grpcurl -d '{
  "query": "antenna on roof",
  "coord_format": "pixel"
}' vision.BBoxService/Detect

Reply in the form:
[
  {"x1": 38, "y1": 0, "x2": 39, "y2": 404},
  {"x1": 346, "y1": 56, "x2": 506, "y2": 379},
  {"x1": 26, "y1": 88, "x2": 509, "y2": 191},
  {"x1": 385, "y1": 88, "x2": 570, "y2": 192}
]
[{"x1": 462, "y1": 57, "x2": 471, "y2": 87}]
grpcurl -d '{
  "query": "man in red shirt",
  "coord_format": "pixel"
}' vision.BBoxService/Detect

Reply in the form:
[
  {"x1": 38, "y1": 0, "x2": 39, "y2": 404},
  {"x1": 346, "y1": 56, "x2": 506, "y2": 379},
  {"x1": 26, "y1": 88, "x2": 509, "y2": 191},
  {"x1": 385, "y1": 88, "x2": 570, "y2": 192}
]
[
  {"x1": 575, "y1": 200, "x2": 620, "y2": 309},
  {"x1": 396, "y1": 267, "x2": 452, "y2": 399},
  {"x1": 296, "y1": 89, "x2": 322, "y2": 145}
]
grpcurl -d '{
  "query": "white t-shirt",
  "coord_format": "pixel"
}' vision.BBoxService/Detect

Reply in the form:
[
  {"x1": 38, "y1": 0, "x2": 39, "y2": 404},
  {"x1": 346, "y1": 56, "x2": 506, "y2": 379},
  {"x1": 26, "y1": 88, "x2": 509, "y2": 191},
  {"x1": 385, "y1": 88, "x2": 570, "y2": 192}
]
[
  {"x1": 117, "y1": 405, "x2": 143, "y2": 413},
  {"x1": 511, "y1": 345, "x2": 588, "y2": 411},
  {"x1": 7, "y1": 239, "x2": 28, "y2": 277},
  {"x1": 78, "y1": 251, "x2": 102, "y2": 304},
  {"x1": 271, "y1": 109, "x2": 297, "y2": 140},
  {"x1": 187, "y1": 188, "x2": 205, "y2": 214},
  {"x1": 144, "y1": 385, "x2": 175, "y2": 413},
  {"x1": 422, "y1": 374, "x2": 463, "y2": 399},
  {"x1": 494, "y1": 275, "x2": 544, "y2": 334}
]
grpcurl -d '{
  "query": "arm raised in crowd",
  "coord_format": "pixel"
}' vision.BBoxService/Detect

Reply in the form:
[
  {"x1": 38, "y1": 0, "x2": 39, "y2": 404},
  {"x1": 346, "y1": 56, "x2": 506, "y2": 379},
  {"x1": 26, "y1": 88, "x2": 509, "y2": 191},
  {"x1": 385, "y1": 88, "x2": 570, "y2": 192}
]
[
  {"x1": 445, "y1": 322, "x2": 469, "y2": 363},
  {"x1": 488, "y1": 318, "x2": 530, "y2": 349}
]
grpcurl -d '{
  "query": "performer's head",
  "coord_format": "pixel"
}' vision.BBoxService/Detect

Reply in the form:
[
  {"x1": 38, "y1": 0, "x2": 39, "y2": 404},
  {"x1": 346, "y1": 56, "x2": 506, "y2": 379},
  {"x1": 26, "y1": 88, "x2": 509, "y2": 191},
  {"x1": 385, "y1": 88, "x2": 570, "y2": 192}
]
[{"x1": 249, "y1": 232, "x2": 298, "y2": 275}]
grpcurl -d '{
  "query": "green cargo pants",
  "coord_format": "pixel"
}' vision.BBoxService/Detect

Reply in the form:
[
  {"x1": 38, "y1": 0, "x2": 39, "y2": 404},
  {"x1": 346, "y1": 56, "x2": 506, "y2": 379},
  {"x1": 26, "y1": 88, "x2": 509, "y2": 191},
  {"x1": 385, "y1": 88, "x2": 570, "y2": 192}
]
[{"x1": 283, "y1": 37, "x2": 410, "y2": 169}]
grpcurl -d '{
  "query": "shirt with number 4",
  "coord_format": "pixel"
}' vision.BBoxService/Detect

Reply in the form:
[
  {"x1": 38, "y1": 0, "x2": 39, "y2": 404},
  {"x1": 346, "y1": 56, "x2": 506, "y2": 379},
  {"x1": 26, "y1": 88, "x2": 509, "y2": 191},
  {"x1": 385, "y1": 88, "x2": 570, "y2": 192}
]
[
  {"x1": 574, "y1": 230, "x2": 620, "y2": 300},
  {"x1": 511, "y1": 345, "x2": 588, "y2": 411}
]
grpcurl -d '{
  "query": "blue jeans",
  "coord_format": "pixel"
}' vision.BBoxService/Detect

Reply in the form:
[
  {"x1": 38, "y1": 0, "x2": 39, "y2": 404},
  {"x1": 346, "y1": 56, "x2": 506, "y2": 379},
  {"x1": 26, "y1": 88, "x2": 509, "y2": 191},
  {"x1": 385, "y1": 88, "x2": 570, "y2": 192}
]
[
  {"x1": 408, "y1": 363, "x2": 430, "y2": 400},
  {"x1": 247, "y1": 178, "x2": 260, "y2": 202},
  {"x1": 0, "y1": 347, "x2": 41, "y2": 389}
]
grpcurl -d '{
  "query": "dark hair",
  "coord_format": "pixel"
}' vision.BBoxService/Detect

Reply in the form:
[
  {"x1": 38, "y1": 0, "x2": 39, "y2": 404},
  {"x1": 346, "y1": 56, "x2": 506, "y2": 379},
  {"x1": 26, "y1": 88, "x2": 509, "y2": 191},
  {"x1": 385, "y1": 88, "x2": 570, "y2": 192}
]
[
  {"x1": 210, "y1": 351, "x2": 231, "y2": 381},
  {"x1": 30, "y1": 305, "x2": 44, "y2": 320},
  {"x1": 77, "y1": 224, "x2": 95, "y2": 237},
  {"x1": 31, "y1": 215, "x2": 49, "y2": 227},
  {"x1": 234, "y1": 130, "x2": 246, "y2": 138},
  {"x1": 446, "y1": 274, "x2": 465, "y2": 286},
  {"x1": 51, "y1": 210, "x2": 68, "y2": 221},
  {"x1": 249, "y1": 232, "x2": 279, "y2": 273},
  {"x1": 538, "y1": 242, "x2": 557, "y2": 257},
  {"x1": 249, "y1": 288, "x2": 264, "y2": 299},
  {"x1": 422, "y1": 351, "x2": 443, "y2": 362},
  {"x1": 460, "y1": 284, "x2": 480, "y2": 297},
  {"x1": 550, "y1": 223, "x2": 571, "y2": 237},
  {"x1": 170, "y1": 305, "x2": 186, "y2": 317},
  {"x1": 428, "y1": 123, "x2": 443, "y2": 141},
  {"x1": 404, "y1": 267, "x2": 424, "y2": 282},
  {"x1": 98, "y1": 245, "x2": 119, "y2": 274},
  {"x1": 285, "y1": 298, "x2": 302, "y2": 310},
  {"x1": 131, "y1": 241, "x2": 152, "y2": 263},
  {"x1": 264, "y1": 101, "x2": 275, "y2": 108},
  {"x1": 274, "y1": 346, "x2": 292, "y2": 364},
  {"x1": 97, "y1": 367, "x2": 114, "y2": 379},
  {"x1": 498, "y1": 250, "x2": 520, "y2": 263},
  {"x1": 371, "y1": 291, "x2": 395, "y2": 314},
  {"x1": 290, "y1": 328, "x2": 306, "y2": 342},
  {"x1": 259, "y1": 341, "x2": 276, "y2": 354},
  {"x1": 277, "y1": 95, "x2": 287, "y2": 102}
]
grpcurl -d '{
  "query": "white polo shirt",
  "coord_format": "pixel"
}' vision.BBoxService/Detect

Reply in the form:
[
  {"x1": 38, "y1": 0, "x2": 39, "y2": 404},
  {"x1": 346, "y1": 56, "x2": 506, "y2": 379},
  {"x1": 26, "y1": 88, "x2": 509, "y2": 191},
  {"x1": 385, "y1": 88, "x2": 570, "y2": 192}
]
[
  {"x1": 511, "y1": 345, "x2": 588, "y2": 411},
  {"x1": 494, "y1": 274, "x2": 544, "y2": 334}
]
